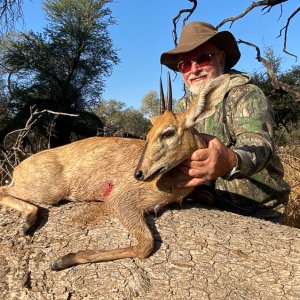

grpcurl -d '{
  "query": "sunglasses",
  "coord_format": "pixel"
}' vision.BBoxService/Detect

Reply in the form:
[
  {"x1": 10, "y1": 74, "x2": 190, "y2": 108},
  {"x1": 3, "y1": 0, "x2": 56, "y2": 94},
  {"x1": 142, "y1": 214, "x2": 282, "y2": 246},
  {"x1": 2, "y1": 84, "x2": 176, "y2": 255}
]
[{"x1": 177, "y1": 52, "x2": 220, "y2": 73}]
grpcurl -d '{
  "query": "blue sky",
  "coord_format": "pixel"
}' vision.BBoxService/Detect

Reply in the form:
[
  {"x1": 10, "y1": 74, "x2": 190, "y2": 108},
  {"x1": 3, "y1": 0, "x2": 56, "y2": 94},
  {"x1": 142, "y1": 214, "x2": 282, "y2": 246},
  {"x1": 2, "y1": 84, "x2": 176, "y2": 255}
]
[{"x1": 18, "y1": 0, "x2": 299, "y2": 109}]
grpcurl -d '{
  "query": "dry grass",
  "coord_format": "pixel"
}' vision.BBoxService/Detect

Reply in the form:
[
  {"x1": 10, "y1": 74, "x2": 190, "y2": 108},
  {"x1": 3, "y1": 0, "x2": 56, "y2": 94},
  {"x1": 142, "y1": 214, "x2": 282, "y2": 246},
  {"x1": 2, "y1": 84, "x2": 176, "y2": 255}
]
[{"x1": 278, "y1": 145, "x2": 300, "y2": 228}]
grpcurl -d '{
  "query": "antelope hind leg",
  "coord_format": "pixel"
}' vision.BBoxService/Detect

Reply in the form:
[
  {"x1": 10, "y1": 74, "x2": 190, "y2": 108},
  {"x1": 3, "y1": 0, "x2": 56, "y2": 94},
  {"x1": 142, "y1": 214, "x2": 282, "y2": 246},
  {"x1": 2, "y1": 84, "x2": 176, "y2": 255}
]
[
  {"x1": 52, "y1": 247, "x2": 140, "y2": 271},
  {"x1": 52, "y1": 207, "x2": 155, "y2": 271},
  {"x1": 0, "y1": 191, "x2": 39, "y2": 234}
]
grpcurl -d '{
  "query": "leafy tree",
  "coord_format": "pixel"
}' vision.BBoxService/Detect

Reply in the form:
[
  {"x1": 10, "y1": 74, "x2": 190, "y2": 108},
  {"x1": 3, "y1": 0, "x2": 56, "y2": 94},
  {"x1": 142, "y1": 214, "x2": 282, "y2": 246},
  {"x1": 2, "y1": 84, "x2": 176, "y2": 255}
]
[
  {"x1": 2, "y1": 0, "x2": 119, "y2": 111},
  {"x1": 251, "y1": 49, "x2": 279, "y2": 102},
  {"x1": 251, "y1": 50, "x2": 300, "y2": 128},
  {"x1": 251, "y1": 51, "x2": 300, "y2": 144},
  {"x1": 0, "y1": 78, "x2": 11, "y2": 132},
  {"x1": 0, "y1": 0, "x2": 119, "y2": 148},
  {"x1": 122, "y1": 108, "x2": 151, "y2": 138},
  {"x1": 94, "y1": 99, "x2": 150, "y2": 137},
  {"x1": 140, "y1": 91, "x2": 160, "y2": 117},
  {"x1": 95, "y1": 99, "x2": 125, "y2": 133}
]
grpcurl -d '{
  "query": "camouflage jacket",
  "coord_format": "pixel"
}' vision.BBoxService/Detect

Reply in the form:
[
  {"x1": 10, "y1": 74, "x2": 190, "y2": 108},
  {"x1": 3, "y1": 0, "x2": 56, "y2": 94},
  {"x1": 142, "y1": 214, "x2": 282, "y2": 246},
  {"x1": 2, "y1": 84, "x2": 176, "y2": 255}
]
[{"x1": 177, "y1": 72, "x2": 290, "y2": 215}]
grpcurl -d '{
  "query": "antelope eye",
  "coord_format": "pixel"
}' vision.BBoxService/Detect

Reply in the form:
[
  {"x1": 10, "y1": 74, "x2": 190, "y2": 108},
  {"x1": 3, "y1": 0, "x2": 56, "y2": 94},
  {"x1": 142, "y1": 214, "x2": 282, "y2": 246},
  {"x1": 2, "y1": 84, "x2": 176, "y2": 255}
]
[{"x1": 161, "y1": 129, "x2": 176, "y2": 139}]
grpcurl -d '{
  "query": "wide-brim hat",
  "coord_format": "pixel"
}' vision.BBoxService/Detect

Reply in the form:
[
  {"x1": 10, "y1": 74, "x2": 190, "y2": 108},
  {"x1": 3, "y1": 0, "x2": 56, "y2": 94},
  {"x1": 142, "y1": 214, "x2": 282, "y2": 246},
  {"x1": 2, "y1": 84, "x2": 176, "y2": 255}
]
[{"x1": 160, "y1": 21, "x2": 241, "y2": 71}]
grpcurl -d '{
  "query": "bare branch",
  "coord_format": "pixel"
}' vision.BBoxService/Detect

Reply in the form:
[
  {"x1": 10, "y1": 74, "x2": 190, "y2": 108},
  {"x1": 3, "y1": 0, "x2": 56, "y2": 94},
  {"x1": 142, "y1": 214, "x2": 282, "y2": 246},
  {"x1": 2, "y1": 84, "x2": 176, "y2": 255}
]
[
  {"x1": 238, "y1": 39, "x2": 279, "y2": 88},
  {"x1": 217, "y1": 1, "x2": 265, "y2": 29},
  {"x1": 277, "y1": 6, "x2": 300, "y2": 60},
  {"x1": 0, "y1": 0, "x2": 24, "y2": 33},
  {"x1": 0, "y1": 62, "x2": 15, "y2": 98},
  {"x1": 36, "y1": 109, "x2": 79, "y2": 118},
  {"x1": 238, "y1": 39, "x2": 300, "y2": 101},
  {"x1": 216, "y1": 0, "x2": 288, "y2": 29},
  {"x1": 0, "y1": 106, "x2": 79, "y2": 183},
  {"x1": 172, "y1": 0, "x2": 197, "y2": 46},
  {"x1": 1, "y1": 107, "x2": 79, "y2": 180},
  {"x1": 279, "y1": 83, "x2": 300, "y2": 101},
  {"x1": 216, "y1": 0, "x2": 299, "y2": 63}
]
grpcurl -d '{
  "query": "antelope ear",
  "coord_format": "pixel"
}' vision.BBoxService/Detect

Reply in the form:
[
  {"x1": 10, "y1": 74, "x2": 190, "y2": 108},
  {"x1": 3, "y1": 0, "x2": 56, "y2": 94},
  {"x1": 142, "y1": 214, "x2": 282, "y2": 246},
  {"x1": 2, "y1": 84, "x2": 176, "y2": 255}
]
[
  {"x1": 148, "y1": 115, "x2": 159, "y2": 124},
  {"x1": 184, "y1": 74, "x2": 231, "y2": 128}
]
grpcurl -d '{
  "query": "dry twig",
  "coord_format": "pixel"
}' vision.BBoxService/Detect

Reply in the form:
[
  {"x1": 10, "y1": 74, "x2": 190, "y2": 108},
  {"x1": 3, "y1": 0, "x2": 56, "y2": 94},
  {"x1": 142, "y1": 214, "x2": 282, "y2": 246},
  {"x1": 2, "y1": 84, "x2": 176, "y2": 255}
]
[
  {"x1": 216, "y1": 0, "x2": 299, "y2": 60},
  {"x1": 172, "y1": 0, "x2": 197, "y2": 46},
  {"x1": 0, "y1": 0, "x2": 24, "y2": 33},
  {"x1": 277, "y1": 6, "x2": 300, "y2": 59},
  {"x1": 238, "y1": 39, "x2": 300, "y2": 101},
  {"x1": 216, "y1": 0, "x2": 288, "y2": 29},
  {"x1": 0, "y1": 106, "x2": 78, "y2": 184}
]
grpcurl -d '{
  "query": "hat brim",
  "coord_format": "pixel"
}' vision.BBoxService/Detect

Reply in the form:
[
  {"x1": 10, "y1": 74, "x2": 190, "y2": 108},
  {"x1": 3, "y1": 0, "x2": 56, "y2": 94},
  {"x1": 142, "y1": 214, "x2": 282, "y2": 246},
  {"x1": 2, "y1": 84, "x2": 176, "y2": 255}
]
[{"x1": 161, "y1": 31, "x2": 240, "y2": 71}]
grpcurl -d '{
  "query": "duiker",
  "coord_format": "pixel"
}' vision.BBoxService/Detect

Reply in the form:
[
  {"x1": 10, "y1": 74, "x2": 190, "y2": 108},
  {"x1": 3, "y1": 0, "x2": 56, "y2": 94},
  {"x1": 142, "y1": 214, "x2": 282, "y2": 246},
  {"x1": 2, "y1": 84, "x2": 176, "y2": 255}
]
[{"x1": 0, "y1": 74, "x2": 225, "y2": 270}]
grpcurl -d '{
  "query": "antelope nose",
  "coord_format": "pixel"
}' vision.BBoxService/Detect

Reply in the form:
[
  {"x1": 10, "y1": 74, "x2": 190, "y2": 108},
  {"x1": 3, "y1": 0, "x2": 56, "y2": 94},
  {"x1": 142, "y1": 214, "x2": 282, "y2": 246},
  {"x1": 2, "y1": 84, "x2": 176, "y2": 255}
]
[{"x1": 134, "y1": 170, "x2": 144, "y2": 180}]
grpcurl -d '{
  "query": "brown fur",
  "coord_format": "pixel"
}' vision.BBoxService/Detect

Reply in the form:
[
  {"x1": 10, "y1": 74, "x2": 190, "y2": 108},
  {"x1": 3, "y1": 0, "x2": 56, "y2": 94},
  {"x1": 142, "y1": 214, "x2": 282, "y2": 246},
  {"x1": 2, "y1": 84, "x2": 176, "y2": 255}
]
[
  {"x1": 0, "y1": 77, "x2": 228, "y2": 270},
  {"x1": 0, "y1": 121, "x2": 204, "y2": 270}
]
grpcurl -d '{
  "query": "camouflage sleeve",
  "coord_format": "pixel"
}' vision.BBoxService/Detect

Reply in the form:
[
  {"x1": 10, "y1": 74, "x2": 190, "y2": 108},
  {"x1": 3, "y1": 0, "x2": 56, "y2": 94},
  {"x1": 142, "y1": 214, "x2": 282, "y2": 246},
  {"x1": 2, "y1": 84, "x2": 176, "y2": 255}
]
[{"x1": 229, "y1": 84, "x2": 275, "y2": 177}]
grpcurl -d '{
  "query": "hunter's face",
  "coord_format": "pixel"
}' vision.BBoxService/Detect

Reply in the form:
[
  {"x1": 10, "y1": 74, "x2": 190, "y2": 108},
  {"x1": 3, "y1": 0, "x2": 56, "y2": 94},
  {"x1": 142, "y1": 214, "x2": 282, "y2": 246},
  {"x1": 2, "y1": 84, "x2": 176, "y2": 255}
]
[{"x1": 178, "y1": 42, "x2": 225, "y2": 95}]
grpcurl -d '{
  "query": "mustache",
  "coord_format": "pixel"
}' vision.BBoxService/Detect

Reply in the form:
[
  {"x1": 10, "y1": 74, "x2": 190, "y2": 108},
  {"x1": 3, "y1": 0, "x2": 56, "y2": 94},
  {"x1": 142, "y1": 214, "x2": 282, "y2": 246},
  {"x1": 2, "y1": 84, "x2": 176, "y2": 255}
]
[{"x1": 188, "y1": 71, "x2": 209, "y2": 80}]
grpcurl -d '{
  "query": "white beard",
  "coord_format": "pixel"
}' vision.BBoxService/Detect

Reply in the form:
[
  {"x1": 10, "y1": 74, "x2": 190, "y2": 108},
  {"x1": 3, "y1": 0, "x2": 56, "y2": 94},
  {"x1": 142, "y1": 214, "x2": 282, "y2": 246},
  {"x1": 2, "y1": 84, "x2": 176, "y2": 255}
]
[
  {"x1": 188, "y1": 79, "x2": 209, "y2": 96},
  {"x1": 187, "y1": 66, "x2": 224, "y2": 97}
]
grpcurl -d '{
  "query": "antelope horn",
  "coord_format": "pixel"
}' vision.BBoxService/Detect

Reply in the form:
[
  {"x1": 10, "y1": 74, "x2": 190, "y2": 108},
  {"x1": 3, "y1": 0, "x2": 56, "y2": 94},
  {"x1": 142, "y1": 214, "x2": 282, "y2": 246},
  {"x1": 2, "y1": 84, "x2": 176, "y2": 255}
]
[
  {"x1": 160, "y1": 76, "x2": 166, "y2": 114},
  {"x1": 167, "y1": 72, "x2": 172, "y2": 111}
]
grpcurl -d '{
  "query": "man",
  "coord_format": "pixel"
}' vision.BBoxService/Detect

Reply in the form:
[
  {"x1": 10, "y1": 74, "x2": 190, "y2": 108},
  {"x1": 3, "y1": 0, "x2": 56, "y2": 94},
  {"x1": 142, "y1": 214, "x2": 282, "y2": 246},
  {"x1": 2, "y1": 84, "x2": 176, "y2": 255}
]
[{"x1": 160, "y1": 21, "x2": 290, "y2": 223}]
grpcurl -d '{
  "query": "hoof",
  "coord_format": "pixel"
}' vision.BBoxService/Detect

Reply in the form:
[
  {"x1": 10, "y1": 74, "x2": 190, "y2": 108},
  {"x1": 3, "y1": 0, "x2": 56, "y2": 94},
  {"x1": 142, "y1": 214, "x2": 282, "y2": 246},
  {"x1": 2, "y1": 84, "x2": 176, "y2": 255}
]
[
  {"x1": 23, "y1": 209, "x2": 40, "y2": 235},
  {"x1": 22, "y1": 220, "x2": 39, "y2": 235},
  {"x1": 22, "y1": 223, "x2": 32, "y2": 235},
  {"x1": 51, "y1": 258, "x2": 64, "y2": 271},
  {"x1": 51, "y1": 253, "x2": 76, "y2": 271}
]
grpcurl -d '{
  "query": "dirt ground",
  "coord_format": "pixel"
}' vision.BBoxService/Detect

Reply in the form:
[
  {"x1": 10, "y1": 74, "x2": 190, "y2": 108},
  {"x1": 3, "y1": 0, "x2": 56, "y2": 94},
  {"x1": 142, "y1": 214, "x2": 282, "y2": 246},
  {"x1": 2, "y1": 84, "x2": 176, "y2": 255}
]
[{"x1": 0, "y1": 200, "x2": 299, "y2": 300}]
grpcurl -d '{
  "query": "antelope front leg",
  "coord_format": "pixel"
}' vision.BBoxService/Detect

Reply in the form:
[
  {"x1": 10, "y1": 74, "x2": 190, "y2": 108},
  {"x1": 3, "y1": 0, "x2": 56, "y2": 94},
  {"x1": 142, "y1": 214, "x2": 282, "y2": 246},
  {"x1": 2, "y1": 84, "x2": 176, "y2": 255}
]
[
  {"x1": 52, "y1": 207, "x2": 155, "y2": 271},
  {"x1": 0, "y1": 190, "x2": 39, "y2": 234}
]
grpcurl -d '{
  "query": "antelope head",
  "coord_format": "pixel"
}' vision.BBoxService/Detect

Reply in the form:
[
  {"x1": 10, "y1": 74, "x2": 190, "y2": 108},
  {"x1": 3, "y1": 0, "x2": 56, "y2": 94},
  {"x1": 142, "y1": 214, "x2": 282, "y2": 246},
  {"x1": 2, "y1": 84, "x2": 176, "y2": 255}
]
[{"x1": 134, "y1": 73, "x2": 230, "y2": 181}]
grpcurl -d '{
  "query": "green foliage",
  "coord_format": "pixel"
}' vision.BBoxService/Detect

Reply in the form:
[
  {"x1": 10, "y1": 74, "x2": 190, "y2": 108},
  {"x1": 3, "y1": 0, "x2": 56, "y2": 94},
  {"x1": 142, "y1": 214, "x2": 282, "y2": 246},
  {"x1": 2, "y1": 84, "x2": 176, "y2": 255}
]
[
  {"x1": 251, "y1": 60, "x2": 300, "y2": 146},
  {"x1": 264, "y1": 46, "x2": 282, "y2": 75},
  {"x1": 140, "y1": 90, "x2": 160, "y2": 116},
  {"x1": 279, "y1": 65, "x2": 300, "y2": 85},
  {"x1": 252, "y1": 65, "x2": 300, "y2": 127},
  {"x1": 0, "y1": 80, "x2": 11, "y2": 133},
  {"x1": 94, "y1": 99, "x2": 151, "y2": 138},
  {"x1": 122, "y1": 108, "x2": 151, "y2": 138},
  {"x1": 0, "y1": 0, "x2": 119, "y2": 147},
  {"x1": 95, "y1": 99, "x2": 126, "y2": 129},
  {"x1": 1, "y1": 0, "x2": 118, "y2": 111}
]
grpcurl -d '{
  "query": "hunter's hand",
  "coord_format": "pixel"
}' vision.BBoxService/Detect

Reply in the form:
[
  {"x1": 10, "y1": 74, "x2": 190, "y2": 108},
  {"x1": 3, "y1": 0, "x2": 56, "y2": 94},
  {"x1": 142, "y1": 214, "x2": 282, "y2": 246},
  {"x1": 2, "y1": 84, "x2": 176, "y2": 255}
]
[{"x1": 176, "y1": 134, "x2": 237, "y2": 188}]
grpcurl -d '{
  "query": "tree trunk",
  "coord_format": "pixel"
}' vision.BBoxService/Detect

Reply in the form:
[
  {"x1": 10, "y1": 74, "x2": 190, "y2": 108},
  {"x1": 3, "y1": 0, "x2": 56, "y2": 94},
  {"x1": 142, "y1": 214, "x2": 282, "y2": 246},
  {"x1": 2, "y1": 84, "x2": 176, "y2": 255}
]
[{"x1": 0, "y1": 201, "x2": 299, "y2": 299}]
